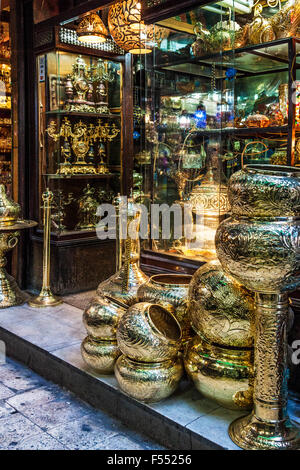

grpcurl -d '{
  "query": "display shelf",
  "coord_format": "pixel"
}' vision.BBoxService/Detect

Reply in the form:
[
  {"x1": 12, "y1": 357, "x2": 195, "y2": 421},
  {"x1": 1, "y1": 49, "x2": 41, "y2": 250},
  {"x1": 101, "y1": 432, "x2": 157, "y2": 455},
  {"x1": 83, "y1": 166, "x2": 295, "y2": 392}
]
[
  {"x1": 45, "y1": 110, "x2": 121, "y2": 119},
  {"x1": 44, "y1": 173, "x2": 116, "y2": 180}
]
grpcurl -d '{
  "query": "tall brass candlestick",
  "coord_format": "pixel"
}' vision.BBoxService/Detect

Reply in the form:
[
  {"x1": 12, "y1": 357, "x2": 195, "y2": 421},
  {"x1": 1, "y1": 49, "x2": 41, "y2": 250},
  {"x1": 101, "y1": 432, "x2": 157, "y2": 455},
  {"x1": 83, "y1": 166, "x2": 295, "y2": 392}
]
[{"x1": 28, "y1": 189, "x2": 62, "y2": 308}]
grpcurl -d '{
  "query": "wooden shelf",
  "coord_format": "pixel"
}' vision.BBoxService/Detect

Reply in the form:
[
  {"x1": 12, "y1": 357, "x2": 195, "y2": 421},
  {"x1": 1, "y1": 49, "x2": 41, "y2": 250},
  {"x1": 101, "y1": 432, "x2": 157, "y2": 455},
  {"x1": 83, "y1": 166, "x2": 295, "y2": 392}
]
[{"x1": 45, "y1": 110, "x2": 121, "y2": 119}]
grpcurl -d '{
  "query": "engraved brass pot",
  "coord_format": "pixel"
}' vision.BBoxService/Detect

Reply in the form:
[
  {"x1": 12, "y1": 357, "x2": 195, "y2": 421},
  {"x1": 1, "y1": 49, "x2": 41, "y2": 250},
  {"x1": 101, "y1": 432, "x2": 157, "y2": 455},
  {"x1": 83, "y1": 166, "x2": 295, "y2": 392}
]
[
  {"x1": 184, "y1": 336, "x2": 253, "y2": 411},
  {"x1": 117, "y1": 302, "x2": 182, "y2": 362},
  {"x1": 115, "y1": 354, "x2": 183, "y2": 403},
  {"x1": 81, "y1": 336, "x2": 121, "y2": 374},
  {"x1": 216, "y1": 164, "x2": 300, "y2": 450},
  {"x1": 137, "y1": 274, "x2": 193, "y2": 343},
  {"x1": 189, "y1": 260, "x2": 254, "y2": 348},
  {"x1": 83, "y1": 295, "x2": 127, "y2": 340}
]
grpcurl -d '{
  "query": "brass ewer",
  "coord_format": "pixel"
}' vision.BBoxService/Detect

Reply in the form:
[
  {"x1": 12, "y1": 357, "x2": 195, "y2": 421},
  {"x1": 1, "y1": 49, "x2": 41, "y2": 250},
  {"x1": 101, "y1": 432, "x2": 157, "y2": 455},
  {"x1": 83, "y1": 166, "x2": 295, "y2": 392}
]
[
  {"x1": 216, "y1": 165, "x2": 300, "y2": 450},
  {"x1": 29, "y1": 189, "x2": 62, "y2": 308},
  {"x1": 0, "y1": 184, "x2": 37, "y2": 308}
]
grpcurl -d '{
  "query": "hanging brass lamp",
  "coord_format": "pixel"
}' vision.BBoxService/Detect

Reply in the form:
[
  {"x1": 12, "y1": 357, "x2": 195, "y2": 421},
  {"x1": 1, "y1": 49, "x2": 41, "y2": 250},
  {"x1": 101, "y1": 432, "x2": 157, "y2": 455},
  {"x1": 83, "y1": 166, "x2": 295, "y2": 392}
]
[
  {"x1": 77, "y1": 12, "x2": 108, "y2": 44},
  {"x1": 108, "y1": 0, "x2": 160, "y2": 54}
]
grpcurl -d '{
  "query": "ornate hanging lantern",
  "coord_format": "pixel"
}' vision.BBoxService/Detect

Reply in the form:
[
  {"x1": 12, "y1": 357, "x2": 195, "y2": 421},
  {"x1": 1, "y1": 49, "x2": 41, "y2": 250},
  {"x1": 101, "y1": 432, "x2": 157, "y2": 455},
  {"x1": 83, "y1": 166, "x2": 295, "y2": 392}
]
[
  {"x1": 108, "y1": 0, "x2": 162, "y2": 54},
  {"x1": 77, "y1": 13, "x2": 108, "y2": 44}
]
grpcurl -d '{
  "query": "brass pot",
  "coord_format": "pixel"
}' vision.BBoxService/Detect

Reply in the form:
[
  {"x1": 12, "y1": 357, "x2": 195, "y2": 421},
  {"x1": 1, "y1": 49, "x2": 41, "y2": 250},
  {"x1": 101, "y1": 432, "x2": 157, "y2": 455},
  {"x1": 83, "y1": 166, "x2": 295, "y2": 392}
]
[
  {"x1": 83, "y1": 295, "x2": 127, "y2": 340},
  {"x1": 184, "y1": 336, "x2": 253, "y2": 411},
  {"x1": 189, "y1": 260, "x2": 254, "y2": 348},
  {"x1": 117, "y1": 302, "x2": 182, "y2": 362},
  {"x1": 137, "y1": 274, "x2": 193, "y2": 342},
  {"x1": 115, "y1": 355, "x2": 184, "y2": 403},
  {"x1": 216, "y1": 164, "x2": 300, "y2": 450},
  {"x1": 81, "y1": 336, "x2": 121, "y2": 374}
]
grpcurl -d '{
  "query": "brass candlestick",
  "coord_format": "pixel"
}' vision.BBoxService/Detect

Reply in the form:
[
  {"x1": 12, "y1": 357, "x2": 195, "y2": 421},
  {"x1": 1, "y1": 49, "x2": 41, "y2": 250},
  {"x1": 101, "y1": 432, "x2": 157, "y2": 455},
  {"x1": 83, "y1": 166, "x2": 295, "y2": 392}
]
[{"x1": 28, "y1": 189, "x2": 62, "y2": 308}]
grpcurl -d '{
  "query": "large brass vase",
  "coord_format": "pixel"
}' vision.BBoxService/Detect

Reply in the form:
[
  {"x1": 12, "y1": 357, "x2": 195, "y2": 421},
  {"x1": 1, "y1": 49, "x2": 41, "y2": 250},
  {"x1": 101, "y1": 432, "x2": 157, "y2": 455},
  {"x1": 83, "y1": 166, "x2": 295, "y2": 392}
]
[
  {"x1": 216, "y1": 165, "x2": 300, "y2": 450},
  {"x1": 137, "y1": 274, "x2": 193, "y2": 343}
]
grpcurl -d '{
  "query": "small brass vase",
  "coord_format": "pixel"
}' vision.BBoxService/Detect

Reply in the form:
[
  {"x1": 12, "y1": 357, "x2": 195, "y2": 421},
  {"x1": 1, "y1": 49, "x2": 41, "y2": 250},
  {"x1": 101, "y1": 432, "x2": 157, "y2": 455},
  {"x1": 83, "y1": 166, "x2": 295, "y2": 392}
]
[
  {"x1": 184, "y1": 336, "x2": 253, "y2": 411},
  {"x1": 137, "y1": 274, "x2": 193, "y2": 344},
  {"x1": 216, "y1": 164, "x2": 300, "y2": 450},
  {"x1": 83, "y1": 295, "x2": 127, "y2": 340},
  {"x1": 81, "y1": 336, "x2": 121, "y2": 374},
  {"x1": 189, "y1": 260, "x2": 254, "y2": 349},
  {"x1": 115, "y1": 355, "x2": 184, "y2": 404}
]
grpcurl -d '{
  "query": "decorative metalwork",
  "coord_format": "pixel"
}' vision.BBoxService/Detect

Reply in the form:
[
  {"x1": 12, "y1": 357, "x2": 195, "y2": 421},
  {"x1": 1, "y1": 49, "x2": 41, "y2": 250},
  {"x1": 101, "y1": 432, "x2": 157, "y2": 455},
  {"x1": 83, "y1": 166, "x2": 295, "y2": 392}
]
[
  {"x1": 185, "y1": 336, "x2": 253, "y2": 411},
  {"x1": 81, "y1": 336, "x2": 121, "y2": 374},
  {"x1": 137, "y1": 274, "x2": 193, "y2": 345},
  {"x1": 0, "y1": 184, "x2": 37, "y2": 308},
  {"x1": 59, "y1": 27, "x2": 124, "y2": 54},
  {"x1": 189, "y1": 260, "x2": 254, "y2": 349},
  {"x1": 64, "y1": 56, "x2": 115, "y2": 114},
  {"x1": 216, "y1": 164, "x2": 300, "y2": 450},
  {"x1": 108, "y1": 0, "x2": 165, "y2": 54},
  {"x1": 115, "y1": 354, "x2": 183, "y2": 403},
  {"x1": 28, "y1": 189, "x2": 61, "y2": 308},
  {"x1": 76, "y1": 184, "x2": 99, "y2": 230},
  {"x1": 46, "y1": 117, "x2": 120, "y2": 175},
  {"x1": 51, "y1": 190, "x2": 73, "y2": 231},
  {"x1": 76, "y1": 13, "x2": 108, "y2": 44}
]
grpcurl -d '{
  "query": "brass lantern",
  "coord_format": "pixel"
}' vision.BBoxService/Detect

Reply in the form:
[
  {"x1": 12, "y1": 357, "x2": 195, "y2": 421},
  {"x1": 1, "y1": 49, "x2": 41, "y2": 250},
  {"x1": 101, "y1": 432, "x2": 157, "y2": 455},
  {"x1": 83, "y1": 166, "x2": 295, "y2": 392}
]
[
  {"x1": 108, "y1": 0, "x2": 161, "y2": 54},
  {"x1": 77, "y1": 13, "x2": 108, "y2": 44}
]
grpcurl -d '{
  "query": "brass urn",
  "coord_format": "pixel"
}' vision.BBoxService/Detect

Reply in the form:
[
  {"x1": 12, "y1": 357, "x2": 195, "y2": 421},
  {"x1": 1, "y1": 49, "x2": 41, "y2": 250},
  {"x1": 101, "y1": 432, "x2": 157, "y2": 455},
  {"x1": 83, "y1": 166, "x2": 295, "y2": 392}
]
[
  {"x1": 188, "y1": 260, "x2": 254, "y2": 348},
  {"x1": 115, "y1": 302, "x2": 184, "y2": 403},
  {"x1": 81, "y1": 336, "x2": 121, "y2": 374},
  {"x1": 0, "y1": 184, "x2": 37, "y2": 307},
  {"x1": 115, "y1": 355, "x2": 183, "y2": 404},
  {"x1": 216, "y1": 164, "x2": 300, "y2": 450},
  {"x1": 184, "y1": 336, "x2": 253, "y2": 411},
  {"x1": 137, "y1": 274, "x2": 193, "y2": 344}
]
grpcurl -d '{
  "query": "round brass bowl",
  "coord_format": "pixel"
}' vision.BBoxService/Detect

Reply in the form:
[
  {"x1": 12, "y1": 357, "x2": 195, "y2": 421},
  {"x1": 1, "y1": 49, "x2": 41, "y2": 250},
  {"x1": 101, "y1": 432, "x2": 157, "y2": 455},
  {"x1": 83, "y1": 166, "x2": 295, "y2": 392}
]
[
  {"x1": 184, "y1": 336, "x2": 253, "y2": 411},
  {"x1": 83, "y1": 295, "x2": 127, "y2": 340},
  {"x1": 228, "y1": 164, "x2": 300, "y2": 218},
  {"x1": 117, "y1": 302, "x2": 182, "y2": 362},
  {"x1": 115, "y1": 355, "x2": 184, "y2": 403},
  {"x1": 189, "y1": 260, "x2": 254, "y2": 348},
  {"x1": 81, "y1": 336, "x2": 121, "y2": 374},
  {"x1": 137, "y1": 274, "x2": 193, "y2": 342}
]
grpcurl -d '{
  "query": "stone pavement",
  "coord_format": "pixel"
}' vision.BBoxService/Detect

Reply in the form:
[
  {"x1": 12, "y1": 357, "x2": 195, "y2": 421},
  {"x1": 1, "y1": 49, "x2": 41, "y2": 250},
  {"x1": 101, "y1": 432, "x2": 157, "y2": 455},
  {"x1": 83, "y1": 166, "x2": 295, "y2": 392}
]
[{"x1": 0, "y1": 358, "x2": 165, "y2": 450}]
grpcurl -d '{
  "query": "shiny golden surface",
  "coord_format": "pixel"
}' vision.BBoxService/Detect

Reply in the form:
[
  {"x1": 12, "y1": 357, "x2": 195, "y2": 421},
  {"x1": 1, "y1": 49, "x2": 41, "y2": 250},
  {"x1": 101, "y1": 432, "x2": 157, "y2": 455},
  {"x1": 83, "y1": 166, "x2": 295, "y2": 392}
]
[
  {"x1": 81, "y1": 336, "x2": 121, "y2": 374},
  {"x1": 216, "y1": 164, "x2": 300, "y2": 450},
  {"x1": 184, "y1": 336, "x2": 253, "y2": 411},
  {"x1": 0, "y1": 184, "x2": 20, "y2": 227},
  {"x1": 29, "y1": 190, "x2": 62, "y2": 308},
  {"x1": 83, "y1": 295, "x2": 127, "y2": 340},
  {"x1": 115, "y1": 355, "x2": 183, "y2": 403},
  {"x1": 117, "y1": 302, "x2": 182, "y2": 362},
  {"x1": 137, "y1": 274, "x2": 192, "y2": 343},
  {"x1": 189, "y1": 260, "x2": 254, "y2": 348},
  {"x1": 77, "y1": 13, "x2": 108, "y2": 43}
]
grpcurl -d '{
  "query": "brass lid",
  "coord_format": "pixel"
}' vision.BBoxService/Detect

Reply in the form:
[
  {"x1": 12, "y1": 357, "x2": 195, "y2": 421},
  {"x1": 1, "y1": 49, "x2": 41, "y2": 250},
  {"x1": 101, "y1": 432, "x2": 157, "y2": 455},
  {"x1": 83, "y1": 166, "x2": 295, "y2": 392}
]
[{"x1": 0, "y1": 184, "x2": 21, "y2": 227}]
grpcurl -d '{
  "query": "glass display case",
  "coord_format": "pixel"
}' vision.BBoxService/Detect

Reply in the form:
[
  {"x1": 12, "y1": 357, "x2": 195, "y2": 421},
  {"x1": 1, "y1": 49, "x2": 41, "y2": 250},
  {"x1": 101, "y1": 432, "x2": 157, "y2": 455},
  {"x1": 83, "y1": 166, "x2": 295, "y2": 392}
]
[
  {"x1": 136, "y1": 0, "x2": 300, "y2": 271},
  {"x1": 37, "y1": 50, "x2": 122, "y2": 235}
]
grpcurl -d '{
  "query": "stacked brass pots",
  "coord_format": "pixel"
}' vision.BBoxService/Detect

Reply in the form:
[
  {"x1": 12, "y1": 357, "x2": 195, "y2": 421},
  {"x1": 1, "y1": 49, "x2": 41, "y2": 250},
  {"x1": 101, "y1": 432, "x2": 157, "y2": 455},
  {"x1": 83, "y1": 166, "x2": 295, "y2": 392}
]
[
  {"x1": 81, "y1": 197, "x2": 148, "y2": 373},
  {"x1": 185, "y1": 260, "x2": 254, "y2": 411},
  {"x1": 216, "y1": 164, "x2": 300, "y2": 450},
  {"x1": 115, "y1": 302, "x2": 184, "y2": 403},
  {"x1": 137, "y1": 274, "x2": 193, "y2": 345},
  {"x1": 81, "y1": 295, "x2": 127, "y2": 374}
]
